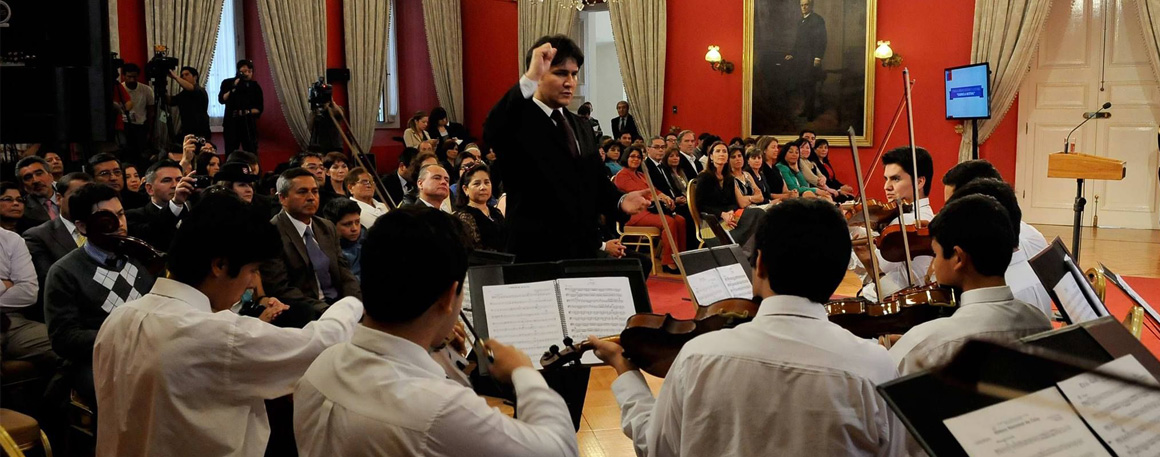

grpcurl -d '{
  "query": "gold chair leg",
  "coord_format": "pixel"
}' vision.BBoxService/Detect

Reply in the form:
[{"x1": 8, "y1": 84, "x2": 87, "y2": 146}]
[
  {"x1": 39, "y1": 430, "x2": 51, "y2": 457},
  {"x1": 0, "y1": 426, "x2": 25, "y2": 457}
]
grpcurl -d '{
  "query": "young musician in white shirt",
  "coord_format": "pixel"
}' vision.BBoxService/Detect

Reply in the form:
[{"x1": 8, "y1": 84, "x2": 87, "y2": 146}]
[
  {"x1": 589, "y1": 199, "x2": 907, "y2": 457},
  {"x1": 889, "y1": 195, "x2": 1053, "y2": 375},
  {"x1": 293, "y1": 206, "x2": 578, "y2": 457}
]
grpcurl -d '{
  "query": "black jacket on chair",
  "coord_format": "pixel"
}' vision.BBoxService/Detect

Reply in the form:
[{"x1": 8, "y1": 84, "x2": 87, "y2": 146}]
[{"x1": 484, "y1": 83, "x2": 625, "y2": 262}]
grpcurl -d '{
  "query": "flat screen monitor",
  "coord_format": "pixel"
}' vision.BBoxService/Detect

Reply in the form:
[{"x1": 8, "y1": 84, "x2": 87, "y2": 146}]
[{"x1": 944, "y1": 63, "x2": 991, "y2": 120}]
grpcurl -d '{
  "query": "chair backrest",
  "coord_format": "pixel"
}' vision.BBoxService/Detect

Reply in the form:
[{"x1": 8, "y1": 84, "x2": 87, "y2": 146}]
[{"x1": 686, "y1": 178, "x2": 714, "y2": 243}]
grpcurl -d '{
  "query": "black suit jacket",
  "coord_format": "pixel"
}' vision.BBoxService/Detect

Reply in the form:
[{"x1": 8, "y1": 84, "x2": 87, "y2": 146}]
[
  {"x1": 22, "y1": 193, "x2": 53, "y2": 228},
  {"x1": 380, "y1": 171, "x2": 409, "y2": 209},
  {"x1": 644, "y1": 159, "x2": 675, "y2": 198},
  {"x1": 484, "y1": 83, "x2": 625, "y2": 262},
  {"x1": 678, "y1": 152, "x2": 701, "y2": 177},
  {"x1": 791, "y1": 14, "x2": 827, "y2": 62},
  {"x1": 610, "y1": 114, "x2": 641, "y2": 140},
  {"x1": 126, "y1": 201, "x2": 184, "y2": 252},
  {"x1": 22, "y1": 217, "x2": 77, "y2": 320},
  {"x1": 260, "y1": 212, "x2": 361, "y2": 322},
  {"x1": 120, "y1": 188, "x2": 150, "y2": 211}
]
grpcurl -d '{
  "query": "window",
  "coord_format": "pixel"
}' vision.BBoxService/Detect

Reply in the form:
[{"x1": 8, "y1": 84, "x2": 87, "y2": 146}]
[
  {"x1": 377, "y1": 0, "x2": 400, "y2": 128},
  {"x1": 206, "y1": 0, "x2": 245, "y2": 129}
]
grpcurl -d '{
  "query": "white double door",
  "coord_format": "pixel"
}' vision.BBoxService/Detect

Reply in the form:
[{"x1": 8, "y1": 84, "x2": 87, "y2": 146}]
[{"x1": 1017, "y1": 0, "x2": 1160, "y2": 229}]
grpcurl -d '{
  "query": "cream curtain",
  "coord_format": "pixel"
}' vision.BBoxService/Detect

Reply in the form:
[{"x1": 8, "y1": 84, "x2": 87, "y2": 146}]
[
  {"x1": 1135, "y1": 0, "x2": 1160, "y2": 82},
  {"x1": 144, "y1": 0, "x2": 225, "y2": 140},
  {"x1": 609, "y1": 0, "x2": 666, "y2": 138},
  {"x1": 958, "y1": 0, "x2": 1053, "y2": 162},
  {"x1": 110, "y1": 0, "x2": 121, "y2": 58},
  {"x1": 517, "y1": 1, "x2": 577, "y2": 75},
  {"x1": 257, "y1": 0, "x2": 327, "y2": 149},
  {"x1": 423, "y1": 0, "x2": 465, "y2": 122},
  {"x1": 344, "y1": 0, "x2": 392, "y2": 150}
]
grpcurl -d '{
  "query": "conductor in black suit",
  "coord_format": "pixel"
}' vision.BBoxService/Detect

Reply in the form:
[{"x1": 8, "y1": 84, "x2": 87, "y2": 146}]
[
  {"x1": 484, "y1": 35, "x2": 650, "y2": 262},
  {"x1": 785, "y1": 0, "x2": 827, "y2": 119},
  {"x1": 610, "y1": 101, "x2": 641, "y2": 141}
]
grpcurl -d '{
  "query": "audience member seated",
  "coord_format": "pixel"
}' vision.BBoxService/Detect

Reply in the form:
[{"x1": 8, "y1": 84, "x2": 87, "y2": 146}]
[
  {"x1": 729, "y1": 145, "x2": 766, "y2": 209},
  {"x1": 756, "y1": 136, "x2": 795, "y2": 202},
  {"x1": 798, "y1": 141, "x2": 842, "y2": 201},
  {"x1": 589, "y1": 199, "x2": 906, "y2": 457},
  {"x1": 775, "y1": 140, "x2": 825, "y2": 200},
  {"x1": 322, "y1": 198, "x2": 364, "y2": 282},
  {"x1": 382, "y1": 147, "x2": 418, "y2": 208},
  {"x1": 411, "y1": 164, "x2": 452, "y2": 212},
  {"x1": 404, "y1": 152, "x2": 440, "y2": 205},
  {"x1": 746, "y1": 148, "x2": 771, "y2": 199},
  {"x1": 345, "y1": 167, "x2": 388, "y2": 230},
  {"x1": 24, "y1": 172, "x2": 92, "y2": 310},
  {"x1": 15, "y1": 156, "x2": 60, "y2": 227},
  {"x1": 89, "y1": 152, "x2": 150, "y2": 210},
  {"x1": 404, "y1": 111, "x2": 436, "y2": 149},
  {"x1": 810, "y1": 139, "x2": 854, "y2": 202},
  {"x1": 889, "y1": 195, "x2": 1052, "y2": 375},
  {"x1": 0, "y1": 220, "x2": 56, "y2": 377},
  {"x1": 453, "y1": 163, "x2": 507, "y2": 252},
  {"x1": 602, "y1": 139, "x2": 624, "y2": 176},
  {"x1": 320, "y1": 151, "x2": 350, "y2": 208},
  {"x1": 676, "y1": 130, "x2": 703, "y2": 175},
  {"x1": 644, "y1": 138, "x2": 697, "y2": 250},
  {"x1": 227, "y1": 149, "x2": 262, "y2": 176},
  {"x1": 293, "y1": 206, "x2": 578, "y2": 456},
  {"x1": 694, "y1": 141, "x2": 762, "y2": 248},
  {"x1": 0, "y1": 183, "x2": 30, "y2": 234},
  {"x1": 448, "y1": 152, "x2": 480, "y2": 198},
  {"x1": 127, "y1": 160, "x2": 195, "y2": 251},
  {"x1": 195, "y1": 151, "x2": 221, "y2": 179},
  {"x1": 614, "y1": 146, "x2": 687, "y2": 273},
  {"x1": 123, "y1": 163, "x2": 143, "y2": 193},
  {"x1": 42, "y1": 151, "x2": 65, "y2": 181},
  {"x1": 426, "y1": 106, "x2": 470, "y2": 143},
  {"x1": 260, "y1": 168, "x2": 361, "y2": 326},
  {"x1": 93, "y1": 192, "x2": 363, "y2": 456},
  {"x1": 213, "y1": 161, "x2": 260, "y2": 205},
  {"x1": 436, "y1": 139, "x2": 462, "y2": 184},
  {"x1": 291, "y1": 150, "x2": 326, "y2": 187},
  {"x1": 44, "y1": 183, "x2": 158, "y2": 404}
]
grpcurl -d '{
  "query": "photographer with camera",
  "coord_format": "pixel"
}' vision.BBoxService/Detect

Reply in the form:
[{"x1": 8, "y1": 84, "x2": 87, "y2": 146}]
[
  {"x1": 219, "y1": 59, "x2": 264, "y2": 155},
  {"x1": 126, "y1": 160, "x2": 196, "y2": 251},
  {"x1": 168, "y1": 66, "x2": 211, "y2": 140},
  {"x1": 121, "y1": 63, "x2": 156, "y2": 163}
]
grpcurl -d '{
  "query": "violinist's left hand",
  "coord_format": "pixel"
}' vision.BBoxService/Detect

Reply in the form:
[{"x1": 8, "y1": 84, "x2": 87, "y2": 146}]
[
  {"x1": 448, "y1": 321, "x2": 468, "y2": 356},
  {"x1": 588, "y1": 335, "x2": 637, "y2": 376}
]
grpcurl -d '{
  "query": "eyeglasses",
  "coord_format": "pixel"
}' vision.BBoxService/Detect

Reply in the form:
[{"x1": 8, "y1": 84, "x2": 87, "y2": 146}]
[
  {"x1": 96, "y1": 169, "x2": 123, "y2": 178},
  {"x1": 461, "y1": 163, "x2": 477, "y2": 170},
  {"x1": 0, "y1": 196, "x2": 25, "y2": 204},
  {"x1": 356, "y1": 180, "x2": 373, "y2": 186},
  {"x1": 648, "y1": 145, "x2": 664, "y2": 149}
]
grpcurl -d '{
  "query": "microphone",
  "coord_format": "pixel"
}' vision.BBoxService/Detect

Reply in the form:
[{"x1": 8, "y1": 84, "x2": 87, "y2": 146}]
[{"x1": 1064, "y1": 102, "x2": 1112, "y2": 153}]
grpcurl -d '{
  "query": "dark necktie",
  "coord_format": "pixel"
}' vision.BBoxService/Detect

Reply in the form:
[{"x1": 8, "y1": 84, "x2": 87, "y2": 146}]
[
  {"x1": 620, "y1": 117, "x2": 626, "y2": 131},
  {"x1": 303, "y1": 226, "x2": 336, "y2": 301},
  {"x1": 551, "y1": 110, "x2": 580, "y2": 159}
]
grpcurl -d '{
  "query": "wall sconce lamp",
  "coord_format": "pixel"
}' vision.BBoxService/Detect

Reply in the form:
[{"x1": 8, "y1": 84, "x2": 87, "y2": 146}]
[
  {"x1": 705, "y1": 46, "x2": 734, "y2": 74},
  {"x1": 874, "y1": 41, "x2": 902, "y2": 68}
]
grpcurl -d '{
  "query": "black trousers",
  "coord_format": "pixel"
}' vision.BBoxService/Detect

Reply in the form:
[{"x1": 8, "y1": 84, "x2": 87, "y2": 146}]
[{"x1": 224, "y1": 115, "x2": 259, "y2": 154}]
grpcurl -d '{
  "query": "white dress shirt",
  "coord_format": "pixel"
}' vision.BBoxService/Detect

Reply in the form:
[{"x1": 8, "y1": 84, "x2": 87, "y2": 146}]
[
  {"x1": 351, "y1": 197, "x2": 387, "y2": 229},
  {"x1": 858, "y1": 198, "x2": 935, "y2": 301},
  {"x1": 61, "y1": 216, "x2": 82, "y2": 245},
  {"x1": 889, "y1": 285, "x2": 1052, "y2": 375},
  {"x1": 1012, "y1": 222, "x2": 1097, "y2": 324},
  {"x1": 93, "y1": 278, "x2": 364, "y2": 457},
  {"x1": 294, "y1": 325, "x2": 578, "y2": 457},
  {"x1": 611, "y1": 295, "x2": 907, "y2": 457},
  {"x1": 0, "y1": 228, "x2": 37, "y2": 310},
  {"x1": 1006, "y1": 248, "x2": 1054, "y2": 318},
  {"x1": 1018, "y1": 221, "x2": 1048, "y2": 257}
]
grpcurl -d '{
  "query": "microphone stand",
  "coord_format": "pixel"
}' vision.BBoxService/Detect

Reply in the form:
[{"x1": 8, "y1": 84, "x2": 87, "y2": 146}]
[{"x1": 1062, "y1": 103, "x2": 1110, "y2": 263}]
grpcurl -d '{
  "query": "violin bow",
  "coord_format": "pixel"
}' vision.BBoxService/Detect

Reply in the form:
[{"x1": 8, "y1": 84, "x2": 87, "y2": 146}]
[
  {"x1": 898, "y1": 68, "x2": 920, "y2": 287},
  {"x1": 325, "y1": 104, "x2": 400, "y2": 210},
  {"x1": 640, "y1": 163, "x2": 698, "y2": 305},
  {"x1": 847, "y1": 126, "x2": 883, "y2": 300}
]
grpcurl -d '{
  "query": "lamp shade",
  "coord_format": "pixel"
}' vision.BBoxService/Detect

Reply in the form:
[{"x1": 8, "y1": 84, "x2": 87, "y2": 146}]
[
  {"x1": 873, "y1": 41, "x2": 893, "y2": 59},
  {"x1": 705, "y1": 46, "x2": 722, "y2": 63}
]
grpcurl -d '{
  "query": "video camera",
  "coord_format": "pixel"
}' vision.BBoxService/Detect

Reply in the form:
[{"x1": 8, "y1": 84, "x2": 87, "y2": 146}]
[
  {"x1": 144, "y1": 45, "x2": 178, "y2": 83},
  {"x1": 308, "y1": 77, "x2": 333, "y2": 110}
]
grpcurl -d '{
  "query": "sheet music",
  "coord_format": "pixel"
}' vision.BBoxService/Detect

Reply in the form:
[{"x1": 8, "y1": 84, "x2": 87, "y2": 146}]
[
  {"x1": 481, "y1": 280, "x2": 564, "y2": 370},
  {"x1": 686, "y1": 268, "x2": 730, "y2": 305},
  {"x1": 1057, "y1": 356, "x2": 1160, "y2": 457},
  {"x1": 718, "y1": 264, "x2": 753, "y2": 299},
  {"x1": 1063, "y1": 256, "x2": 1110, "y2": 318},
  {"x1": 461, "y1": 274, "x2": 472, "y2": 312},
  {"x1": 943, "y1": 387, "x2": 1112, "y2": 457},
  {"x1": 1054, "y1": 273, "x2": 1101, "y2": 323},
  {"x1": 558, "y1": 277, "x2": 636, "y2": 365}
]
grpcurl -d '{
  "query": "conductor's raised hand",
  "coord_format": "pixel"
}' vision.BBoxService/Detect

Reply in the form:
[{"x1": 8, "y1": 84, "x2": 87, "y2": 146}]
[
  {"x1": 485, "y1": 339, "x2": 533, "y2": 385},
  {"x1": 524, "y1": 42, "x2": 557, "y2": 83},
  {"x1": 620, "y1": 189, "x2": 652, "y2": 215}
]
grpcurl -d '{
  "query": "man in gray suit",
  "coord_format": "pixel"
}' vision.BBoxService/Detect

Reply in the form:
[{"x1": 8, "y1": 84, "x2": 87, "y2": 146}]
[
  {"x1": 16, "y1": 156, "x2": 60, "y2": 228},
  {"x1": 22, "y1": 172, "x2": 92, "y2": 319},
  {"x1": 260, "y1": 168, "x2": 361, "y2": 328}
]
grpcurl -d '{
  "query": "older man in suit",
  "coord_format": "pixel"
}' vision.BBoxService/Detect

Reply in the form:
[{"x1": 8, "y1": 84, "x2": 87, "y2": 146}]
[
  {"x1": 260, "y1": 168, "x2": 361, "y2": 327},
  {"x1": 23, "y1": 172, "x2": 92, "y2": 319},
  {"x1": 484, "y1": 35, "x2": 650, "y2": 262},
  {"x1": 15, "y1": 156, "x2": 59, "y2": 228},
  {"x1": 610, "y1": 100, "x2": 640, "y2": 141}
]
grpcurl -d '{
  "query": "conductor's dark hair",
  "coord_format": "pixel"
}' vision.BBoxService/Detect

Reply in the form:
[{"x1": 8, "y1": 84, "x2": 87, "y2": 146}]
[
  {"x1": 69, "y1": 183, "x2": 119, "y2": 225},
  {"x1": 881, "y1": 146, "x2": 934, "y2": 196},
  {"x1": 524, "y1": 35, "x2": 585, "y2": 69},
  {"x1": 942, "y1": 159, "x2": 1002, "y2": 189},
  {"x1": 168, "y1": 192, "x2": 281, "y2": 283},
  {"x1": 362, "y1": 206, "x2": 470, "y2": 323},
  {"x1": 755, "y1": 199, "x2": 851, "y2": 303},
  {"x1": 949, "y1": 178, "x2": 1022, "y2": 240},
  {"x1": 930, "y1": 194, "x2": 1015, "y2": 277}
]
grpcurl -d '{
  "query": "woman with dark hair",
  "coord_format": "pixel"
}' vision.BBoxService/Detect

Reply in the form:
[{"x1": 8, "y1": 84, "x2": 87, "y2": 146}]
[
  {"x1": 755, "y1": 136, "x2": 796, "y2": 202},
  {"x1": 426, "y1": 107, "x2": 469, "y2": 143},
  {"x1": 728, "y1": 137, "x2": 744, "y2": 148},
  {"x1": 195, "y1": 152, "x2": 221, "y2": 178},
  {"x1": 662, "y1": 147, "x2": 690, "y2": 197},
  {"x1": 729, "y1": 145, "x2": 765, "y2": 209},
  {"x1": 798, "y1": 140, "x2": 841, "y2": 200},
  {"x1": 694, "y1": 141, "x2": 762, "y2": 247},
  {"x1": 745, "y1": 148, "x2": 770, "y2": 202},
  {"x1": 810, "y1": 138, "x2": 855, "y2": 202},
  {"x1": 124, "y1": 163, "x2": 143, "y2": 193},
  {"x1": 453, "y1": 163, "x2": 507, "y2": 251},
  {"x1": 603, "y1": 139, "x2": 624, "y2": 176},
  {"x1": 403, "y1": 111, "x2": 435, "y2": 148},
  {"x1": 0, "y1": 182, "x2": 28, "y2": 233},
  {"x1": 776, "y1": 140, "x2": 830, "y2": 201},
  {"x1": 436, "y1": 139, "x2": 461, "y2": 185},
  {"x1": 320, "y1": 151, "x2": 350, "y2": 206},
  {"x1": 613, "y1": 145, "x2": 686, "y2": 273}
]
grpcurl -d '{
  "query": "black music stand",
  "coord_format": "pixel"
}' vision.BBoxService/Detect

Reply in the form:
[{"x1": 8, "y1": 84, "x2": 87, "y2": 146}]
[{"x1": 1028, "y1": 237, "x2": 1109, "y2": 324}]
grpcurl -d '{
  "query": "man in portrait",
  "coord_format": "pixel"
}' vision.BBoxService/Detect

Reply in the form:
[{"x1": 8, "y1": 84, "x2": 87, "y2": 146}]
[{"x1": 785, "y1": 0, "x2": 827, "y2": 120}]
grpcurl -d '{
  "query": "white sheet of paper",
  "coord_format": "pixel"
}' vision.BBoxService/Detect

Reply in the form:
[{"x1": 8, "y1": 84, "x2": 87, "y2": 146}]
[
  {"x1": 557, "y1": 277, "x2": 636, "y2": 364},
  {"x1": 1054, "y1": 274, "x2": 1101, "y2": 324},
  {"x1": 481, "y1": 281, "x2": 564, "y2": 370},
  {"x1": 1057, "y1": 356, "x2": 1160, "y2": 457},
  {"x1": 943, "y1": 387, "x2": 1112, "y2": 457},
  {"x1": 717, "y1": 264, "x2": 753, "y2": 299},
  {"x1": 686, "y1": 268, "x2": 730, "y2": 305}
]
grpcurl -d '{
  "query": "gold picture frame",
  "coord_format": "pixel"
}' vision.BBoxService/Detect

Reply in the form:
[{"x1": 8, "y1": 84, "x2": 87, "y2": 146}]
[{"x1": 743, "y1": 0, "x2": 877, "y2": 146}]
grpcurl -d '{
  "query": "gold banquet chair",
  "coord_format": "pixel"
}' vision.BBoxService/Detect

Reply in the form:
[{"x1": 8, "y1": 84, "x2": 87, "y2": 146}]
[
  {"x1": 686, "y1": 179, "x2": 718, "y2": 249},
  {"x1": 0, "y1": 409, "x2": 52, "y2": 457},
  {"x1": 618, "y1": 222, "x2": 660, "y2": 276}
]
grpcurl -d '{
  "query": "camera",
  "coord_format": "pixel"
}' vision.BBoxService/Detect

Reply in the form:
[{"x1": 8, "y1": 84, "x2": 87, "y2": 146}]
[
  {"x1": 192, "y1": 175, "x2": 213, "y2": 189},
  {"x1": 144, "y1": 45, "x2": 178, "y2": 83},
  {"x1": 308, "y1": 77, "x2": 332, "y2": 110},
  {"x1": 192, "y1": 136, "x2": 207, "y2": 151}
]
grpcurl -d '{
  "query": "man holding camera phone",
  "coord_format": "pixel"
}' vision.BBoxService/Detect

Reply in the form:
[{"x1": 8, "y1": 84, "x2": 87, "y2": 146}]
[
  {"x1": 219, "y1": 59, "x2": 263, "y2": 155},
  {"x1": 126, "y1": 160, "x2": 196, "y2": 251}
]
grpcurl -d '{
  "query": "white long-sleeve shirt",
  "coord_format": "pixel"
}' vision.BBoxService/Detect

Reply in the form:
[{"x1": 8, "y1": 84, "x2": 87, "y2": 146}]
[
  {"x1": 93, "y1": 278, "x2": 364, "y2": 457},
  {"x1": 293, "y1": 324, "x2": 578, "y2": 457},
  {"x1": 611, "y1": 295, "x2": 907, "y2": 457},
  {"x1": 858, "y1": 198, "x2": 935, "y2": 301},
  {"x1": 0, "y1": 227, "x2": 37, "y2": 310}
]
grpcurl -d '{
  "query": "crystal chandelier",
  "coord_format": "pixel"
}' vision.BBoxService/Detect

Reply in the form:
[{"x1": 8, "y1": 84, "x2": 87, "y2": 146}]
[{"x1": 530, "y1": 0, "x2": 621, "y2": 11}]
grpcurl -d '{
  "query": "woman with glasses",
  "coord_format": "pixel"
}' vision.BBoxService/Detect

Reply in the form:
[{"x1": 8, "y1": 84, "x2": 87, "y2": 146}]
[
  {"x1": 0, "y1": 182, "x2": 29, "y2": 234},
  {"x1": 613, "y1": 145, "x2": 687, "y2": 274},
  {"x1": 453, "y1": 163, "x2": 507, "y2": 252},
  {"x1": 344, "y1": 167, "x2": 388, "y2": 230}
]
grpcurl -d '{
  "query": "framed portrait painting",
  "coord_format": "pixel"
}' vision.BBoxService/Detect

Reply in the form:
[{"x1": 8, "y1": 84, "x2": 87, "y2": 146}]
[{"x1": 743, "y1": 0, "x2": 877, "y2": 146}]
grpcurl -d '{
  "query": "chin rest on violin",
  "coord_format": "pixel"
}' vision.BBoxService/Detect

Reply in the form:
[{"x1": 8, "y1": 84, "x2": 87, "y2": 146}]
[
  {"x1": 825, "y1": 283, "x2": 957, "y2": 339},
  {"x1": 540, "y1": 298, "x2": 759, "y2": 378}
]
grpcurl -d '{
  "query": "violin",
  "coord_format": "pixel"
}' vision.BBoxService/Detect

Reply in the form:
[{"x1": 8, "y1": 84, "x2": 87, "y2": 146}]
[
  {"x1": 86, "y1": 210, "x2": 167, "y2": 276},
  {"x1": 873, "y1": 220, "x2": 934, "y2": 262},
  {"x1": 843, "y1": 199, "x2": 898, "y2": 233},
  {"x1": 540, "y1": 298, "x2": 759, "y2": 378},
  {"x1": 826, "y1": 282, "x2": 956, "y2": 339}
]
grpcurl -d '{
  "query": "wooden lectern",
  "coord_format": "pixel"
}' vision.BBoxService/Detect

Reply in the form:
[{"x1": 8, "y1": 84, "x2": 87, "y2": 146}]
[{"x1": 1046, "y1": 151, "x2": 1126, "y2": 263}]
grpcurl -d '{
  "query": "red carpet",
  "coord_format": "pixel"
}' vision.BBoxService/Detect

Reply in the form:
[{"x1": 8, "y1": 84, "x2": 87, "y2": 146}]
[{"x1": 646, "y1": 275, "x2": 1160, "y2": 356}]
